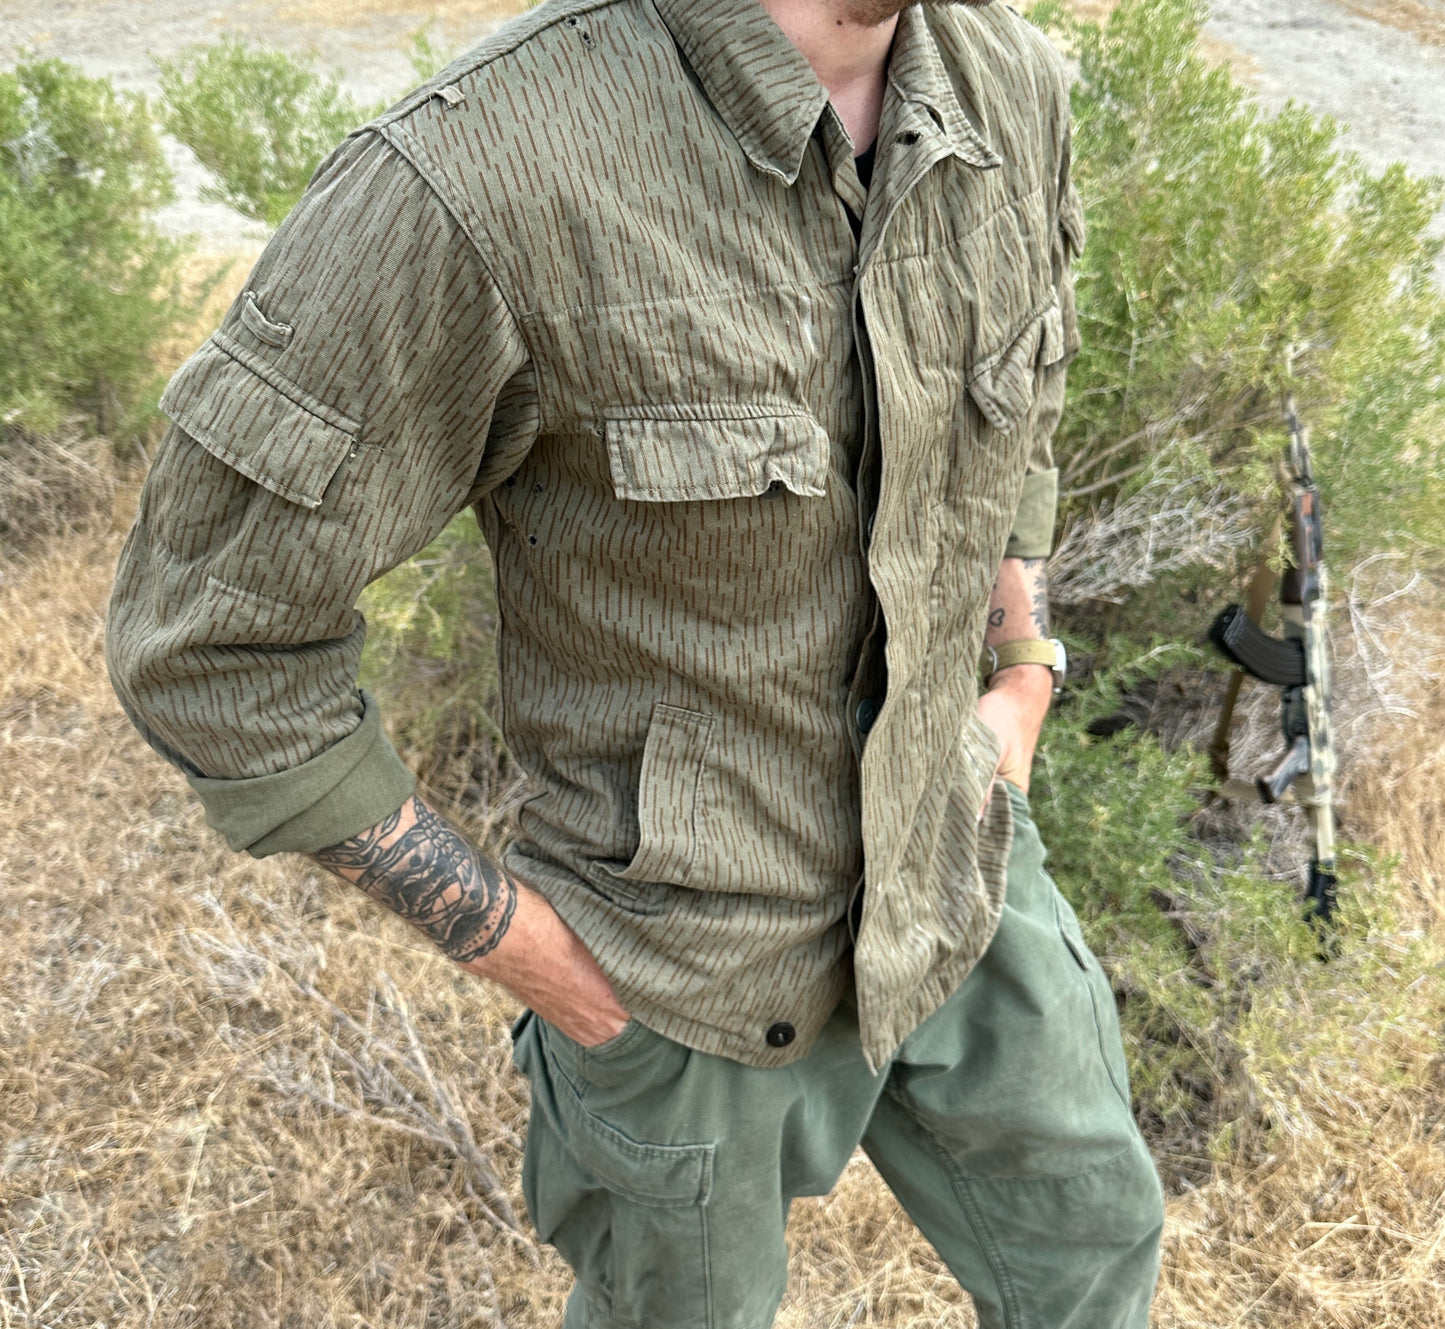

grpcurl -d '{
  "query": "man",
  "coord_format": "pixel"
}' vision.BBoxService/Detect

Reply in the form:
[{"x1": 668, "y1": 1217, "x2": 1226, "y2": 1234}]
[{"x1": 107, "y1": 0, "x2": 1165, "y2": 1323}]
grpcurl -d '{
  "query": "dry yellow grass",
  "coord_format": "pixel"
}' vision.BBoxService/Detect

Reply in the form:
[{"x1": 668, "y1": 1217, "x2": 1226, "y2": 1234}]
[
  {"x1": 1337, "y1": 0, "x2": 1445, "y2": 47},
  {"x1": 4, "y1": 449, "x2": 1444, "y2": 1326}
]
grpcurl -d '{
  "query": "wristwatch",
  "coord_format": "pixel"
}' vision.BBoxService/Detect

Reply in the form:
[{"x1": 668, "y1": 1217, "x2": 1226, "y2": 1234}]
[{"x1": 981, "y1": 638, "x2": 1067, "y2": 693}]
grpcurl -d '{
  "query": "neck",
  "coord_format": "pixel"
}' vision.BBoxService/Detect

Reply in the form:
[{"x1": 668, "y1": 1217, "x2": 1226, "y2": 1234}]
[{"x1": 758, "y1": 0, "x2": 899, "y2": 153}]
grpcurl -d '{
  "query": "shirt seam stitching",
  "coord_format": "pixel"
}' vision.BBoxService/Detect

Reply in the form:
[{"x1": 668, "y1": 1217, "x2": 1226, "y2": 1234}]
[{"x1": 374, "y1": 121, "x2": 545, "y2": 423}]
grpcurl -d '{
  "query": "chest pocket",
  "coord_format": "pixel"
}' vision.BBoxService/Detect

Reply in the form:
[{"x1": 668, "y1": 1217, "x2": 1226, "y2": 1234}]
[
  {"x1": 965, "y1": 295, "x2": 1068, "y2": 436},
  {"x1": 603, "y1": 405, "x2": 830, "y2": 503}
]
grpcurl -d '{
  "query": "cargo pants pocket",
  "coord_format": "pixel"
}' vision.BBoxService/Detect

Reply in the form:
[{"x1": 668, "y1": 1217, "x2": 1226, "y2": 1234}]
[{"x1": 513, "y1": 1015, "x2": 716, "y2": 1328}]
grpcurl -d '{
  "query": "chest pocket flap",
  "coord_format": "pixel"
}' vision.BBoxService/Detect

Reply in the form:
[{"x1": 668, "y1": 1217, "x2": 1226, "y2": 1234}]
[
  {"x1": 603, "y1": 406, "x2": 830, "y2": 503},
  {"x1": 966, "y1": 297, "x2": 1067, "y2": 436}
]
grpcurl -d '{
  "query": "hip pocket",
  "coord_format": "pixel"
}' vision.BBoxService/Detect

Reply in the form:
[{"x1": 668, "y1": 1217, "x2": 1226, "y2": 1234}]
[{"x1": 518, "y1": 1017, "x2": 716, "y2": 1327}]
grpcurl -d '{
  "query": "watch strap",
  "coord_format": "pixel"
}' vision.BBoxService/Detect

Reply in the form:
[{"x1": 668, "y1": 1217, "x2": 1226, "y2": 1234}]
[{"x1": 982, "y1": 639, "x2": 1059, "y2": 676}]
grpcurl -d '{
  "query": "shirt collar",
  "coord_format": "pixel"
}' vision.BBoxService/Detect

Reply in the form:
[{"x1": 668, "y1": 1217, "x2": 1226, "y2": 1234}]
[
  {"x1": 652, "y1": 0, "x2": 1002, "y2": 184},
  {"x1": 887, "y1": 4, "x2": 1002, "y2": 170},
  {"x1": 652, "y1": 0, "x2": 830, "y2": 185}
]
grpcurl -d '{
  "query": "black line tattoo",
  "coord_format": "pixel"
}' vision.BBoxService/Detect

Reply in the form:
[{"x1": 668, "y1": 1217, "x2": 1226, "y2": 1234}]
[
  {"x1": 988, "y1": 607, "x2": 1006, "y2": 628},
  {"x1": 1022, "y1": 558, "x2": 1050, "y2": 636},
  {"x1": 310, "y1": 799, "x2": 517, "y2": 964}
]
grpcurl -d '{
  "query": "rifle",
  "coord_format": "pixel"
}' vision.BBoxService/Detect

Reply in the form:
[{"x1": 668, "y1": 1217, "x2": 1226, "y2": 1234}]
[{"x1": 1208, "y1": 399, "x2": 1338, "y2": 926}]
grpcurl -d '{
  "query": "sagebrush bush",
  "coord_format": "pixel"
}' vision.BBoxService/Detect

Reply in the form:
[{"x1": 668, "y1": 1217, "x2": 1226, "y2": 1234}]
[
  {"x1": 157, "y1": 39, "x2": 370, "y2": 227},
  {"x1": 0, "y1": 60, "x2": 187, "y2": 438},
  {"x1": 358, "y1": 511, "x2": 507, "y2": 799},
  {"x1": 1033, "y1": 0, "x2": 1445, "y2": 625},
  {"x1": 1031, "y1": 646, "x2": 1445, "y2": 1173},
  {"x1": 157, "y1": 29, "x2": 452, "y2": 227}
]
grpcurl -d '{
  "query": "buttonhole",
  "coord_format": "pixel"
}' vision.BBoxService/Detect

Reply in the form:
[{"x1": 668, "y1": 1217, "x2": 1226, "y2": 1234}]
[
  {"x1": 564, "y1": 15, "x2": 595, "y2": 46},
  {"x1": 896, "y1": 131, "x2": 919, "y2": 146}
]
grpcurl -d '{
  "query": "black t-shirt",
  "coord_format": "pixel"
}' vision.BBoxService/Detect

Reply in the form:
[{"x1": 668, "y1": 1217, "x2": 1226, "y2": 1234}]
[{"x1": 854, "y1": 139, "x2": 877, "y2": 192}]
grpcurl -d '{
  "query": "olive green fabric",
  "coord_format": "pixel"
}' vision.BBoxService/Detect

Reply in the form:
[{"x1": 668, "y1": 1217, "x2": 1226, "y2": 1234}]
[
  {"x1": 511, "y1": 784, "x2": 1164, "y2": 1329},
  {"x1": 106, "y1": 0, "x2": 1084, "y2": 1070}
]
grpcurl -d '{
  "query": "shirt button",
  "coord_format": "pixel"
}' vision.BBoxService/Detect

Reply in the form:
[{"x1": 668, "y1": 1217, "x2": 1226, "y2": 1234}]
[
  {"x1": 765, "y1": 1021, "x2": 795, "y2": 1048},
  {"x1": 855, "y1": 697, "x2": 880, "y2": 734}
]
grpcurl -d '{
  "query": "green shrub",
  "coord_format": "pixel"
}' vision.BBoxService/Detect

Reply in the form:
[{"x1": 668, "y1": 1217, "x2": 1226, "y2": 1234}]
[
  {"x1": 0, "y1": 59, "x2": 186, "y2": 438},
  {"x1": 1032, "y1": 0, "x2": 1445, "y2": 624},
  {"x1": 156, "y1": 38, "x2": 372, "y2": 227},
  {"x1": 358, "y1": 511, "x2": 506, "y2": 795},
  {"x1": 157, "y1": 28, "x2": 453, "y2": 228},
  {"x1": 1032, "y1": 652, "x2": 1445, "y2": 1167}
]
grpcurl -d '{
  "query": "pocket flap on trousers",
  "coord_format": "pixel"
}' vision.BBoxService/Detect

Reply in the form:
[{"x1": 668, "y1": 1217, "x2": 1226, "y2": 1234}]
[
  {"x1": 604, "y1": 406, "x2": 829, "y2": 502},
  {"x1": 551, "y1": 1067, "x2": 715, "y2": 1207},
  {"x1": 160, "y1": 337, "x2": 360, "y2": 510}
]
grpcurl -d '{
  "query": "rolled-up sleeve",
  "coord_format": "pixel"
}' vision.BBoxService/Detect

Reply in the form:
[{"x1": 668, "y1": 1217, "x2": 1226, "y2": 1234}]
[
  {"x1": 106, "y1": 129, "x2": 534, "y2": 855},
  {"x1": 1004, "y1": 121, "x2": 1084, "y2": 562}
]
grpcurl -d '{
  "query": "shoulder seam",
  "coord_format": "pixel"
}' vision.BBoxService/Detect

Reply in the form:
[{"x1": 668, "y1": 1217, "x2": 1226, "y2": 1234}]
[
  {"x1": 371, "y1": 121, "x2": 543, "y2": 409},
  {"x1": 373, "y1": 0, "x2": 629, "y2": 130}
]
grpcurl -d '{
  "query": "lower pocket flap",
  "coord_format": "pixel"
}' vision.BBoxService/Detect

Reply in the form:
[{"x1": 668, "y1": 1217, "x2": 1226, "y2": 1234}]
[
  {"x1": 605, "y1": 407, "x2": 829, "y2": 502},
  {"x1": 552, "y1": 1065, "x2": 715, "y2": 1207},
  {"x1": 160, "y1": 338, "x2": 360, "y2": 509}
]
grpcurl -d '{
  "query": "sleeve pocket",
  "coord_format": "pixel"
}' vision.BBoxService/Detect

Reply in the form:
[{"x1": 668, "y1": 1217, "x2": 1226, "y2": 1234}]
[
  {"x1": 160, "y1": 337, "x2": 360, "y2": 510},
  {"x1": 966, "y1": 298, "x2": 1065, "y2": 435},
  {"x1": 604, "y1": 405, "x2": 829, "y2": 502}
]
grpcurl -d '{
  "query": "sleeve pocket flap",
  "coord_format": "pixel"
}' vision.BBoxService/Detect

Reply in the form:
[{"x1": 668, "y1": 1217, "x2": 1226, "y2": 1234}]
[
  {"x1": 605, "y1": 408, "x2": 829, "y2": 502},
  {"x1": 160, "y1": 339, "x2": 360, "y2": 509}
]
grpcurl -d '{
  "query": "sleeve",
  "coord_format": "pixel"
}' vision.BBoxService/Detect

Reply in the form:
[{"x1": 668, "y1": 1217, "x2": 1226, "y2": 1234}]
[
  {"x1": 1003, "y1": 117, "x2": 1084, "y2": 562},
  {"x1": 105, "y1": 129, "x2": 536, "y2": 857}
]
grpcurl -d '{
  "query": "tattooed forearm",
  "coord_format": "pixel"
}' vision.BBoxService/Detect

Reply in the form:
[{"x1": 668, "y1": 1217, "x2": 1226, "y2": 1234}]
[
  {"x1": 986, "y1": 556, "x2": 1051, "y2": 647},
  {"x1": 309, "y1": 797, "x2": 517, "y2": 965},
  {"x1": 1022, "y1": 557, "x2": 1050, "y2": 636}
]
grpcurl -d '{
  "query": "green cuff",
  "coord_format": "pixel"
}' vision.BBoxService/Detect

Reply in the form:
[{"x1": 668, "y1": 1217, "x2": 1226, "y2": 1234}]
[
  {"x1": 1003, "y1": 467, "x2": 1059, "y2": 560},
  {"x1": 186, "y1": 690, "x2": 416, "y2": 857}
]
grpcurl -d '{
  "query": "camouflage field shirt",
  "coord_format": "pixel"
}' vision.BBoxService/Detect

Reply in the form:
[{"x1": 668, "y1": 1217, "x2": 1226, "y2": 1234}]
[{"x1": 107, "y1": 0, "x2": 1084, "y2": 1069}]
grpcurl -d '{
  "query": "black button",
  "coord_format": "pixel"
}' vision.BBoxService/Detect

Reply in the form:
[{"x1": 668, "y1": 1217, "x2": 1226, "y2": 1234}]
[
  {"x1": 855, "y1": 697, "x2": 880, "y2": 734},
  {"x1": 765, "y1": 1022, "x2": 795, "y2": 1048}
]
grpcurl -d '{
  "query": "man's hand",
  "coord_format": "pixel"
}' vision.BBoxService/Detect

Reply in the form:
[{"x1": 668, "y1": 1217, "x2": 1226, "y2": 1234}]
[
  {"x1": 978, "y1": 665, "x2": 1053, "y2": 794},
  {"x1": 310, "y1": 797, "x2": 630, "y2": 1046}
]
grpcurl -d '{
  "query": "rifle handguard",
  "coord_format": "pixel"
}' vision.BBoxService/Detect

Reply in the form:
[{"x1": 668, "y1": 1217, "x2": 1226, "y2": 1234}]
[{"x1": 1209, "y1": 604, "x2": 1307, "y2": 688}]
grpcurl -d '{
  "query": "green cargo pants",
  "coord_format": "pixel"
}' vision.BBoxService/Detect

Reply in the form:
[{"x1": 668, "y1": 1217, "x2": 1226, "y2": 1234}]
[{"x1": 511, "y1": 785, "x2": 1164, "y2": 1328}]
